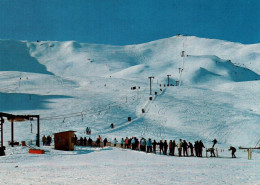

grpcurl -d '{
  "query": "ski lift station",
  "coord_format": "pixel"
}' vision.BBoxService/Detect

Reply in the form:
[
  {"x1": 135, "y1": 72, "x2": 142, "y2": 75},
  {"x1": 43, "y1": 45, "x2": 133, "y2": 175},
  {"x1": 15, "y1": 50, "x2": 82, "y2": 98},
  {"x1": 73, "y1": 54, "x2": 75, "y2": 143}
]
[{"x1": 0, "y1": 112, "x2": 40, "y2": 156}]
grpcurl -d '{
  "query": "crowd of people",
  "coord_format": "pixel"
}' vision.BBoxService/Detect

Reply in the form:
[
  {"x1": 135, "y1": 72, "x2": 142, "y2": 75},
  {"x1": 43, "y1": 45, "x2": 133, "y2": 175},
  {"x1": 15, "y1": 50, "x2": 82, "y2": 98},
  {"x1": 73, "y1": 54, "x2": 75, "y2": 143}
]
[
  {"x1": 73, "y1": 135, "x2": 224, "y2": 157},
  {"x1": 42, "y1": 133, "x2": 236, "y2": 158},
  {"x1": 111, "y1": 137, "x2": 209, "y2": 157},
  {"x1": 73, "y1": 135, "x2": 109, "y2": 148}
]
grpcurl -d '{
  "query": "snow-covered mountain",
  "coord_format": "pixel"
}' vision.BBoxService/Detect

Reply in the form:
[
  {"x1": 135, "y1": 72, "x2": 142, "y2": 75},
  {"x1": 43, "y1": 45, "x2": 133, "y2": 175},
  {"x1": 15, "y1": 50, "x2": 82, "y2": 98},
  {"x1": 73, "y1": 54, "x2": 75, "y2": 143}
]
[{"x1": 0, "y1": 35, "x2": 260, "y2": 147}]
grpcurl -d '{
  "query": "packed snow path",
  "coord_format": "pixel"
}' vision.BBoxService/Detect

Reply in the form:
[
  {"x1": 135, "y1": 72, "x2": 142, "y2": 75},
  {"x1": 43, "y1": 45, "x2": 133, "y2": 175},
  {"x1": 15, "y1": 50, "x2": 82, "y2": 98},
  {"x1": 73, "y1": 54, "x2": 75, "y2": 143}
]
[{"x1": 0, "y1": 146, "x2": 259, "y2": 185}]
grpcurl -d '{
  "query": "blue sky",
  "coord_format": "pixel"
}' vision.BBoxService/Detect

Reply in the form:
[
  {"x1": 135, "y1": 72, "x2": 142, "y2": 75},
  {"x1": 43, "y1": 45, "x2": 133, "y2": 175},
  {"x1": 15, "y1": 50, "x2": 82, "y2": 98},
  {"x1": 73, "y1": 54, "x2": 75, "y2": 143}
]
[{"x1": 0, "y1": 0, "x2": 259, "y2": 45}]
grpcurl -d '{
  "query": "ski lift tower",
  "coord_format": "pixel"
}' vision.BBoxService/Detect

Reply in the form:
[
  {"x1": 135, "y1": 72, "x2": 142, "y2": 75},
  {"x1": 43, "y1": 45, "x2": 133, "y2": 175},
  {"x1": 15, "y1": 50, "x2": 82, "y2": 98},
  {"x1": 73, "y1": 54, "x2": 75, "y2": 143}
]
[
  {"x1": 148, "y1": 76, "x2": 154, "y2": 95},
  {"x1": 179, "y1": 51, "x2": 185, "y2": 86}
]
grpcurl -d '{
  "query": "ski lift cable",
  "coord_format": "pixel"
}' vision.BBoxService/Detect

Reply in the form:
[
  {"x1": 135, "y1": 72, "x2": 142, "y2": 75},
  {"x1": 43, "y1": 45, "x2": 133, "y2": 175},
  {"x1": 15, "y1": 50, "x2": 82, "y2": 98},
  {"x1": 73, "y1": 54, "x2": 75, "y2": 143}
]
[{"x1": 34, "y1": 101, "x2": 128, "y2": 121}]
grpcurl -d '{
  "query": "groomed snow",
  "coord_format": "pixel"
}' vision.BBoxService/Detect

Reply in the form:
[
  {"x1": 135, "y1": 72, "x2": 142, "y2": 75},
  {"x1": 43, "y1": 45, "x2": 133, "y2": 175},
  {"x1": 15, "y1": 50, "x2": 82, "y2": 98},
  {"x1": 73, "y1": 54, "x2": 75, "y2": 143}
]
[{"x1": 0, "y1": 35, "x2": 259, "y2": 184}]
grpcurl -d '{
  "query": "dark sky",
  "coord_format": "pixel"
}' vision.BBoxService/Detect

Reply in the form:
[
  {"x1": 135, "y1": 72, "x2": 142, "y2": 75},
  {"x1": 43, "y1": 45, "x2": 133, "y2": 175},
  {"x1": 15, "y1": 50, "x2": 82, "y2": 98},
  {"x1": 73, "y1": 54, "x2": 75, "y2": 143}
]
[{"x1": 0, "y1": 0, "x2": 259, "y2": 45}]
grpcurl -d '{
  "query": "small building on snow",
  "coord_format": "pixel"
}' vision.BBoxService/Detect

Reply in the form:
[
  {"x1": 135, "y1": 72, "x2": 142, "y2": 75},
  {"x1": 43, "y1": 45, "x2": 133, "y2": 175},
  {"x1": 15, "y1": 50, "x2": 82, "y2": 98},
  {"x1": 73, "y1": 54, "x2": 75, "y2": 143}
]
[{"x1": 54, "y1": 130, "x2": 76, "y2": 151}]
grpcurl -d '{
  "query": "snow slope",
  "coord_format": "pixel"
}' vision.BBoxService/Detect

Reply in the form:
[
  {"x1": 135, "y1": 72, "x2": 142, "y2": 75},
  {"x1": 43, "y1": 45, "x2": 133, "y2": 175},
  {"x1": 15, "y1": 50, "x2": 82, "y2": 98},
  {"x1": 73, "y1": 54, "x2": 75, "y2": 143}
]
[
  {"x1": 0, "y1": 36, "x2": 260, "y2": 146},
  {"x1": 0, "y1": 35, "x2": 260, "y2": 184}
]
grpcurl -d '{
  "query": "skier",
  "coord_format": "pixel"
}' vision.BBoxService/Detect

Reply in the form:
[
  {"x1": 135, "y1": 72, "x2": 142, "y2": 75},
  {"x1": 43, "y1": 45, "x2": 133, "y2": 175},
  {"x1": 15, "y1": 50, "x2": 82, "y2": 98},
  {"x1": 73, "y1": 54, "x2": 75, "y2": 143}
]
[
  {"x1": 96, "y1": 137, "x2": 101, "y2": 147},
  {"x1": 121, "y1": 138, "x2": 124, "y2": 148},
  {"x1": 125, "y1": 137, "x2": 129, "y2": 148},
  {"x1": 198, "y1": 140, "x2": 205, "y2": 157},
  {"x1": 113, "y1": 138, "x2": 118, "y2": 147},
  {"x1": 73, "y1": 134, "x2": 78, "y2": 145},
  {"x1": 194, "y1": 141, "x2": 199, "y2": 157},
  {"x1": 80, "y1": 137, "x2": 83, "y2": 146},
  {"x1": 88, "y1": 137, "x2": 92, "y2": 146},
  {"x1": 169, "y1": 140, "x2": 173, "y2": 155},
  {"x1": 182, "y1": 140, "x2": 188, "y2": 156},
  {"x1": 146, "y1": 138, "x2": 152, "y2": 153},
  {"x1": 159, "y1": 140, "x2": 163, "y2": 155},
  {"x1": 135, "y1": 138, "x2": 139, "y2": 150},
  {"x1": 36, "y1": 134, "x2": 39, "y2": 146},
  {"x1": 188, "y1": 142, "x2": 194, "y2": 156},
  {"x1": 152, "y1": 140, "x2": 157, "y2": 154},
  {"x1": 110, "y1": 123, "x2": 114, "y2": 129},
  {"x1": 172, "y1": 140, "x2": 176, "y2": 156},
  {"x1": 177, "y1": 139, "x2": 183, "y2": 157},
  {"x1": 212, "y1": 139, "x2": 217, "y2": 148},
  {"x1": 83, "y1": 137, "x2": 87, "y2": 146},
  {"x1": 163, "y1": 140, "x2": 168, "y2": 155},
  {"x1": 103, "y1": 138, "x2": 108, "y2": 147},
  {"x1": 131, "y1": 137, "x2": 136, "y2": 150},
  {"x1": 46, "y1": 135, "x2": 52, "y2": 146},
  {"x1": 42, "y1": 135, "x2": 46, "y2": 146},
  {"x1": 229, "y1": 146, "x2": 236, "y2": 158}
]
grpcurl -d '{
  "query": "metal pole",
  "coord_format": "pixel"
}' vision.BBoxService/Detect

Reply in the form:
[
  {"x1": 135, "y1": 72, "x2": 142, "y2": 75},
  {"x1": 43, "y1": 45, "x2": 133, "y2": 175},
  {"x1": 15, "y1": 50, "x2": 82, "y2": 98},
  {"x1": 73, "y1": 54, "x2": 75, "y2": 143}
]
[
  {"x1": 1, "y1": 117, "x2": 3, "y2": 147},
  {"x1": 11, "y1": 119, "x2": 14, "y2": 147},
  {"x1": 148, "y1": 77, "x2": 154, "y2": 95},
  {"x1": 167, "y1": 75, "x2": 171, "y2": 86},
  {"x1": 37, "y1": 116, "x2": 40, "y2": 147}
]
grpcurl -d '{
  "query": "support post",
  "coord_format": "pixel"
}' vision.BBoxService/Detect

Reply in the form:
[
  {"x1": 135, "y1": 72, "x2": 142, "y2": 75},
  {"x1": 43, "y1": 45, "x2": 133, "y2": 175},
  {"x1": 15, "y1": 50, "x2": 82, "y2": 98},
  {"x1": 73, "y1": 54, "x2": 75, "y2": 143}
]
[
  {"x1": 0, "y1": 117, "x2": 3, "y2": 147},
  {"x1": 248, "y1": 149, "x2": 252, "y2": 160},
  {"x1": 37, "y1": 116, "x2": 40, "y2": 147},
  {"x1": 11, "y1": 119, "x2": 14, "y2": 147},
  {"x1": 148, "y1": 76, "x2": 154, "y2": 95},
  {"x1": 167, "y1": 75, "x2": 171, "y2": 86}
]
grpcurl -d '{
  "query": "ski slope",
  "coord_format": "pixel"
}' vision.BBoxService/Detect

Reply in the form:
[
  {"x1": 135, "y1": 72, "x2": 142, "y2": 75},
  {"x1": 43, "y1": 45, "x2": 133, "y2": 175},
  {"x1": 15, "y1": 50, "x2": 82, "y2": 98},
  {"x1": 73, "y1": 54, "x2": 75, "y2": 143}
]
[
  {"x1": 0, "y1": 35, "x2": 259, "y2": 184},
  {"x1": 1, "y1": 35, "x2": 259, "y2": 146}
]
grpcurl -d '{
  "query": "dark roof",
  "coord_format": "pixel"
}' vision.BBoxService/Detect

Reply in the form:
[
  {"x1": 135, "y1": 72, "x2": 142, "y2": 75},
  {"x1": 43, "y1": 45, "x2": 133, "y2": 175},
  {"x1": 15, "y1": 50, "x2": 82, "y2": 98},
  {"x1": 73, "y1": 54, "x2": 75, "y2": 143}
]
[{"x1": 55, "y1": 130, "x2": 76, "y2": 134}]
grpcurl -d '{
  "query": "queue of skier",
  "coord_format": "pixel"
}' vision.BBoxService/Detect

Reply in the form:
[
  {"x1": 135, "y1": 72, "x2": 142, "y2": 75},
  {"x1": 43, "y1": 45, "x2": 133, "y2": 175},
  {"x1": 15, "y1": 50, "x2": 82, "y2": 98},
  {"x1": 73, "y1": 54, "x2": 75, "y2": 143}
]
[
  {"x1": 69, "y1": 134, "x2": 236, "y2": 158},
  {"x1": 110, "y1": 137, "x2": 208, "y2": 157}
]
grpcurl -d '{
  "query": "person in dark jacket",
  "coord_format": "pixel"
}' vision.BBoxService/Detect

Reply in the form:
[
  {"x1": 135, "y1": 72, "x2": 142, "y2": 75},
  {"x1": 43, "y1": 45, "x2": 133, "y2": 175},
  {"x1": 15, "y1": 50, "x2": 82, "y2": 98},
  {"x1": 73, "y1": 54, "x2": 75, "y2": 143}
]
[
  {"x1": 135, "y1": 138, "x2": 139, "y2": 150},
  {"x1": 188, "y1": 142, "x2": 194, "y2": 156},
  {"x1": 163, "y1": 140, "x2": 168, "y2": 155},
  {"x1": 42, "y1": 135, "x2": 46, "y2": 146},
  {"x1": 152, "y1": 140, "x2": 157, "y2": 154},
  {"x1": 194, "y1": 141, "x2": 199, "y2": 157},
  {"x1": 96, "y1": 138, "x2": 101, "y2": 147},
  {"x1": 212, "y1": 139, "x2": 217, "y2": 148},
  {"x1": 88, "y1": 137, "x2": 92, "y2": 147},
  {"x1": 80, "y1": 137, "x2": 83, "y2": 146},
  {"x1": 36, "y1": 134, "x2": 39, "y2": 146},
  {"x1": 172, "y1": 140, "x2": 176, "y2": 156},
  {"x1": 229, "y1": 146, "x2": 236, "y2": 158},
  {"x1": 159, "y1": 140, "x2": 163, "y2": 155},
  {"x1": 182, "y1": 140, "x2": 188, "y2": 156},
  {"x1": 198, "y1": 140, "x2": 205, "y2": 157},
  {"x1": 83, "y1": 137, "x2": 87, "y2": 146},
  {"x1": 103, "y1": 138, "x2": 108, "y2": 147},
  {"x1": 169, "y1": 140, "x2": 173, "y2": 155},
  {"x1": 74, "y1": 135, "x2": 78, "y2": 146},
  {"x1": 110, "y1": 123, "x2": 114, "y2": 129},
  {"x1": 131, "y1": 137, "x2": 135, "y2": 150}
]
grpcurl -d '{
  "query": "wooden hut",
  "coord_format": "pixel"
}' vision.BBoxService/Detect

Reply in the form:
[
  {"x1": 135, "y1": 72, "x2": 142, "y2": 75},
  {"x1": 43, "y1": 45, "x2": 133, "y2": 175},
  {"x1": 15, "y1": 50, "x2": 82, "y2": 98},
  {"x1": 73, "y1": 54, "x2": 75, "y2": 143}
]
[{"x1": 54, "y1": 131, "x2": 76, "y2": 151}]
